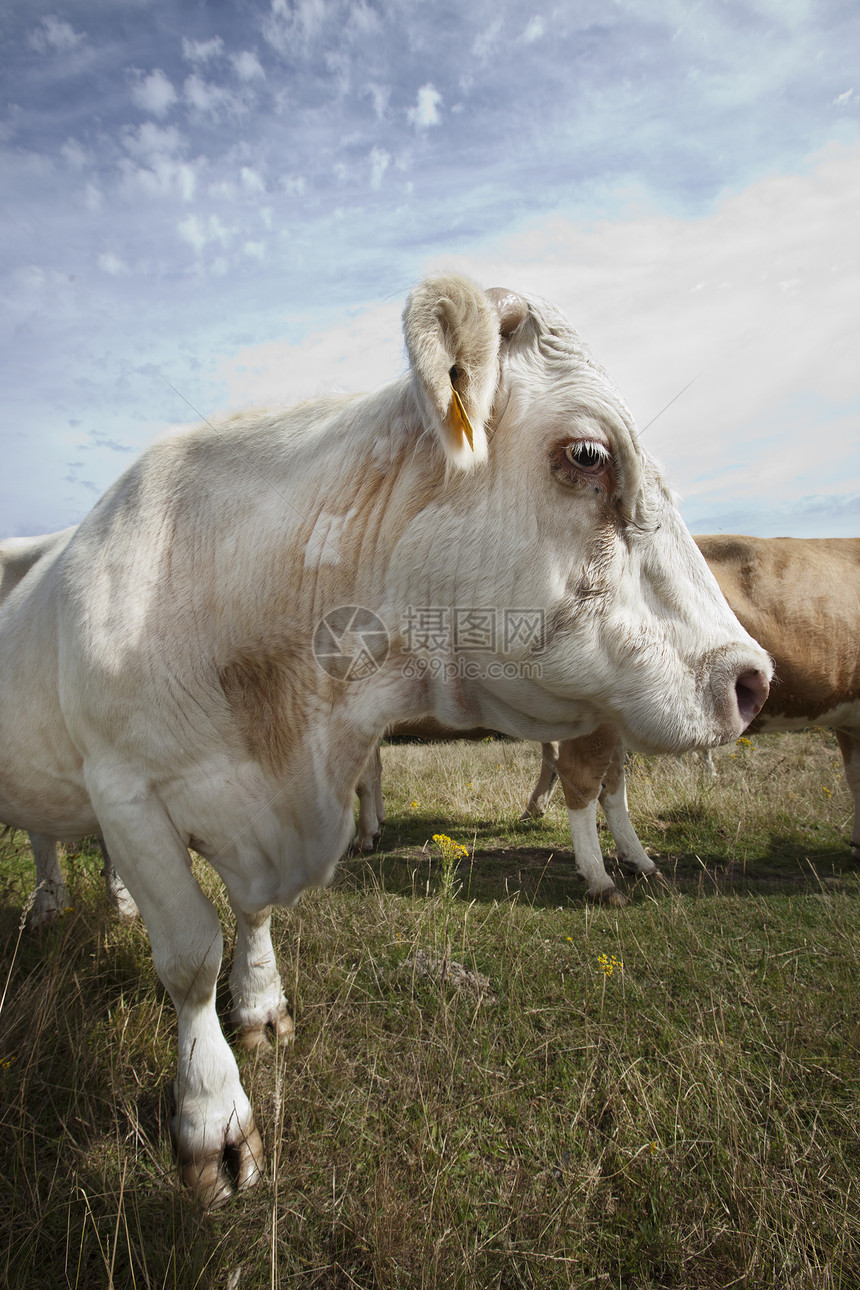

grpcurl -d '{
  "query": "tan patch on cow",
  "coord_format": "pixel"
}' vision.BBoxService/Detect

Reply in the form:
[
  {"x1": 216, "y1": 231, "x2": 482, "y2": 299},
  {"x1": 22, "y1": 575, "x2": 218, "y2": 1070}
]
[
  {"x1": 696, "y1": 536, "x2": 860, "y2": 725},
  {"x1": 557, "y1": 724, "x2": 620, "y2": 810},
  {"x1": 598, "y1": 734, "x2": 626, "y2": 799},
  {"x1": 218, "y1": 638, "x2": 311, "y2": 777}
]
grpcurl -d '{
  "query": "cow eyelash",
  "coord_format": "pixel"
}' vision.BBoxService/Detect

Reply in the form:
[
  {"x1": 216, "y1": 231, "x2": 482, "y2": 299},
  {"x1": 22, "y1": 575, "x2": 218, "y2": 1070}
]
[{"x1": 564, "y1": 440, "x2": 611, "y2": 472}]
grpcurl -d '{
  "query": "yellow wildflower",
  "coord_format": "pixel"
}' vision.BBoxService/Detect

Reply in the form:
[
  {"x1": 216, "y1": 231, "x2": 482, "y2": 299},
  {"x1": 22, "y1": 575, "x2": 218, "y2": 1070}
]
[
  {"x1": 597, "y1": 953, "x2": 623, "y2": 978},
  {"x1": 432, "y1": 833, "x2": 468, "y2": 860}
]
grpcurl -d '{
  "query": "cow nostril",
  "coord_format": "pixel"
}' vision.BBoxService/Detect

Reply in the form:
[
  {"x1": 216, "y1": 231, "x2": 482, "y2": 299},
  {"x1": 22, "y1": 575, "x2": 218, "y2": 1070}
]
[{"x1": 735, "y1": 668, "x2": 770, "y2": 724}]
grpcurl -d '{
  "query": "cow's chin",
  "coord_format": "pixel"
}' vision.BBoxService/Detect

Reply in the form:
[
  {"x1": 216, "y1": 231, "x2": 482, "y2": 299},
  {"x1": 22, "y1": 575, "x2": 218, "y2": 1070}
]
[
  {"x1": 611, "y1": 697, "x2": 754, "y2": 758},
  {"x1": 467, "y1": 677, "x2": 744, "y2": 754},
  {"x1": 468, "y1": 683, "x2": 607, "y2": 746}
]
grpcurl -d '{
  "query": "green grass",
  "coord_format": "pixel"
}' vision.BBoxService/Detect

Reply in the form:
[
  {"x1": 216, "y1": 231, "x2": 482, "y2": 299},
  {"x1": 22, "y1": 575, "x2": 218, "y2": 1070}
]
[{"x1": 0, "y1": 730, "x2": 858, "y2": 1288}]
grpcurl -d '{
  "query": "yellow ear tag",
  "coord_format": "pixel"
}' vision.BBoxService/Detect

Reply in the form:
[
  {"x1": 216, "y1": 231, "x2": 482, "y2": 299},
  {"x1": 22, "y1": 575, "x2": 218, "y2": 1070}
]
[{"x1": 448, "y1": 385, "x2": 475, "y2": 451}]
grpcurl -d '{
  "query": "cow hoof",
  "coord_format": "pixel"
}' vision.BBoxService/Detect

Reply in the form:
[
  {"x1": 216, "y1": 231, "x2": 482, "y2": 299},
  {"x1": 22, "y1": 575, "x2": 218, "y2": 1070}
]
[
  {"x1": 588, "y1": 888, "x2": 628, "y2": 907},
  {"x1": 181, "y1": 1121, "x2": 265, "y2": 1208},
  {"x1": 237, "y1": 1006, "x2": 295, "y2": 1051},
  {"x1": 617, "y1": 858, "x2": 658, "y2": 878}
]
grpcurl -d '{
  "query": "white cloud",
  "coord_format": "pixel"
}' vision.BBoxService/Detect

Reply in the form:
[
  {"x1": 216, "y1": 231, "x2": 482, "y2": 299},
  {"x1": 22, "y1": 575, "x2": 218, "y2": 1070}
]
[
  {"x1": 61, "y1": 139, "x2": 89, "y2": 169},
  {"x1": 131, "y1": 69, "x2": 177, "y2": 118},
  {"x1": 240, "y1": 166, "x2": 265, "y2": 193},
  {"x1": 29, "y1": 16, "x2": 85, "y2": 54},
  {"x1": 345, "y1": 1, "x2": 380, "y2": 37},
  {"x1": 184, "y1": 73, "x2": 251, "y2": 118},
  {"x1": 97, "y1": 252, "x2": 128, "y2": 276},
  {"x1": 182, "y1": 36, "x2": 225, "y2": 63},
  {"x1": 178, "y1": 214, "x2": 233, "y2": 252},
  {"x1": 121, "y1": 155, "x2": 196, "y2": 202},
  {"x1": 117, "y1": 123, "x2": 196, "y2": 201},
  {"x1": 177, "y1": 216, "x2": 207, "y2": 252},
  {"x1": 243, "y1": 241, "x2": 266, "y2": 261},
  {"x1": 208, "y1": 296, "x2": 404, "y2": 412},
  {"x1": 263, "y1": 0, "x2": 329, "y2": 53},
  {"x1": 365, "y1": 83, "x2": 389, "y2": 120},
  {"x1": 232, "y1": 51, "x2": 265, "y2": 81},
  {"x1": 369, "y1": 147, "x2": 390, "y2": 190},
  {"x1": 473, "y1": 17, "x2": 503, "y2": 61},
  {"x1": 122, "y1": 122, "x2": 185, "y2": 160},
  {"x1": 407, "y1": 84, "x2": 442, "y2": 129},
  {"x1": 208, "y1": 178, "x2": 237, "y2": 199},
  {"x1": 522, "y1": 16, "x2": 545, "y2": 43}
]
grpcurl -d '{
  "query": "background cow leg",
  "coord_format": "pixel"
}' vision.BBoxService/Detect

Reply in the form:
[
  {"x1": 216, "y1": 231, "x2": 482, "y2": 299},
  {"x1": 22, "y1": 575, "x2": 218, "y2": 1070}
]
[
  {"x1": 557, "y1": 730, "x2": 624, "y2": 904},
  {"x1": 372, "y1": 746, "x2": 386, "y2": 837},
  {"x1": 353, "y1": 744, "x2": 384, "y2": 852},
  {"x1": 520, "y1": 742, "x2": 559, "y2": 819},
  {"x1": 599, "y1": 745, "x2": 658, "y2": 877},
  {"x1": 92, "y1": 795, "x2": 263, "y2": 1208},
  {"x1": 834, "y1": 730, "x2": 860, "y2": 859},
  {"x1": 228, "y1": 901, "x2": 294, "y2": 1050},
  {"x1": 28, "y1": 832, "x2": 70, "y2": 927},
  {"x1": 97, "y1": 837, "x2": 139, "y2": 919}
]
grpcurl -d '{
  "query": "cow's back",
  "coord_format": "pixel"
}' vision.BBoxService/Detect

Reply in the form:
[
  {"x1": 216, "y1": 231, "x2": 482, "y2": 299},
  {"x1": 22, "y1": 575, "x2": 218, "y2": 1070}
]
[
  {"x1": 0, "y1": 528, "x2": 74, "y2": 601},
  {"x1": 695, "y1": 535, "x2": 860, "y2": 727},
  {"x1": 0, "y1": 530, "x2": 95, "y2": 835}
]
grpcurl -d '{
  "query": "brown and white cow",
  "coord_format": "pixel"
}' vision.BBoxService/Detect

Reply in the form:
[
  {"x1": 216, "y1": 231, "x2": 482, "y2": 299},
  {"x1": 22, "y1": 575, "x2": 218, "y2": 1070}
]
[
  {"x1": 0, "y1": 275, "x2": 770, "y2": 1205},
  {"x1": 0, "y1": 530, "x2": 139, "y2": 926},
  {"x1": 523, "y1": 535, "x2": 860, "y2": 903}
]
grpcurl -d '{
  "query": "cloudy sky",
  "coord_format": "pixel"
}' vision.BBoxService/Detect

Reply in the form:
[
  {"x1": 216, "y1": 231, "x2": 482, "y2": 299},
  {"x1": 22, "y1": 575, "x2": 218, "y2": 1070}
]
[{"x1": 2, "y1": 0, "x2": 858, "y2": 539}]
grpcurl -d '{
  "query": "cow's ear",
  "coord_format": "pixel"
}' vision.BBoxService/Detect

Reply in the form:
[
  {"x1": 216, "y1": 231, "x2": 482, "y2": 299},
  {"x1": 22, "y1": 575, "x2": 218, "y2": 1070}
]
[{"x1": 402, "y1": 275, "x2": 502, "y2": 470}]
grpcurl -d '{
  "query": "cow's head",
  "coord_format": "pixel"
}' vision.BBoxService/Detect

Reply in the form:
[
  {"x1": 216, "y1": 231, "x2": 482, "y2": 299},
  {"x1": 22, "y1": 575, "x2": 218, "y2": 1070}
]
[{"x1": 386, "y1": 274, "x2": 771, "y2": 753}]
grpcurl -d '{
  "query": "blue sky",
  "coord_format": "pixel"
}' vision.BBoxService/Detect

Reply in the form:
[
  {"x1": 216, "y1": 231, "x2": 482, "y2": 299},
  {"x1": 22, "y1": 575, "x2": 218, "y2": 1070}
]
[{"x1": 2, "y1": 0, "x2": 858, "y2": 538}]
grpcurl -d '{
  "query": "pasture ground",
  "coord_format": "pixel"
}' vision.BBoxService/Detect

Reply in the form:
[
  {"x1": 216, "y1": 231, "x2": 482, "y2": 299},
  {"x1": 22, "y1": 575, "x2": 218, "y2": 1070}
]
[{"x1": 0, "y1": 729, "x2": 858, "y2": 1289}]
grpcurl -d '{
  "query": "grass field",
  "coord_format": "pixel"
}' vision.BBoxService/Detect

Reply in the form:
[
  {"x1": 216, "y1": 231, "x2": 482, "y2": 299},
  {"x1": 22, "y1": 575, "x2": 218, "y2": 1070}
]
[{"x1": 0, "y1": 729, "x2": 858, "y2": 1289}]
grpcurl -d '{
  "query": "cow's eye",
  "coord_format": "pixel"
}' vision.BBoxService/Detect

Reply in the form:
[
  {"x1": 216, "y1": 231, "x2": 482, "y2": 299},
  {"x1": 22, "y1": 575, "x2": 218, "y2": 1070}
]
[{"x1": 564, "y1": 441, "x2": 610, "y2": 472}]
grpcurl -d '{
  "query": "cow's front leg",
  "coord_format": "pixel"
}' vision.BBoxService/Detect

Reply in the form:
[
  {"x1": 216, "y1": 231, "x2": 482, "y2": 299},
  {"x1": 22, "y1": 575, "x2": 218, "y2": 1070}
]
[
  {"x1": 228, "y1": 902, "x2": 294, "y2": 1050},
  {"x1": 567, "y1": 800, "x2": 626, "y2": 906},
  {"x1": 93, "y1": 798, "x2": 263, "y2": 1208},
  {"x1": 556, "y1": 729, "x2": 625, "y2": 904}
]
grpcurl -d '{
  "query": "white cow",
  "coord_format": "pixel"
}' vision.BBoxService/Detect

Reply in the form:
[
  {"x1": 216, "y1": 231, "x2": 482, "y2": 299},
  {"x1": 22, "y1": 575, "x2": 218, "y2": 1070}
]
[
  {"x1": 0, "y1": 275, "x2": 770, "y2": 1205},
  {"x1": 523, "y1": 535, "x2": 860, "y2": 900},
  {"x1": 0, "y1": 530, "x2": 138, "y2": 925}
]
